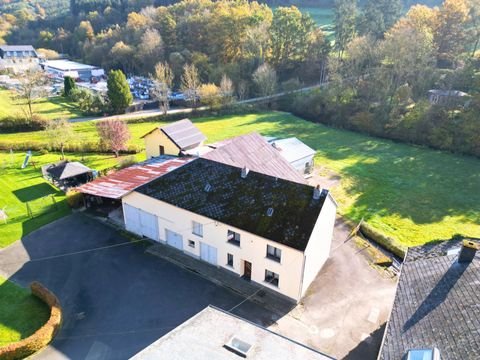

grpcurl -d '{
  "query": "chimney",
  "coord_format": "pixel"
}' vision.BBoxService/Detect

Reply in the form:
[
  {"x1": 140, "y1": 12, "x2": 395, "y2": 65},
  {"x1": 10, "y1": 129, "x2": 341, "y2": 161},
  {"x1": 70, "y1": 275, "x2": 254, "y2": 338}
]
[
  {"x1": 241, "y1": 166, "x2": 249, "y2": 179},
  {"x1": 313, "y1": 185, "x2": 321, "y2": 200},
  {"x1": 458, "y1": 240, "x2": 479, "y2": 263}
]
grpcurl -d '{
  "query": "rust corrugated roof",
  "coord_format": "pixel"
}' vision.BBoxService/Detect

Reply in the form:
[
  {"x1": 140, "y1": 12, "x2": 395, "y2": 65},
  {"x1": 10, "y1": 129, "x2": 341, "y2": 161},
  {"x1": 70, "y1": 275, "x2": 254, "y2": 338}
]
[
  {"x1": 76, "y1": 157, "x2": 192, "y2": 199},
  {"x1": 202, "y1": 132, "x2": 306, "y2": 184}
]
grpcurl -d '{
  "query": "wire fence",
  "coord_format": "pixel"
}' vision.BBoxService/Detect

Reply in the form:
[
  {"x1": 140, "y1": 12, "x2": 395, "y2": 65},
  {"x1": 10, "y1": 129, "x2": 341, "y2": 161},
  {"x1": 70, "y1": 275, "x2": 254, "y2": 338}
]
[{"x1": 0, "y1": 195, "x2": 59, "y2": 224}]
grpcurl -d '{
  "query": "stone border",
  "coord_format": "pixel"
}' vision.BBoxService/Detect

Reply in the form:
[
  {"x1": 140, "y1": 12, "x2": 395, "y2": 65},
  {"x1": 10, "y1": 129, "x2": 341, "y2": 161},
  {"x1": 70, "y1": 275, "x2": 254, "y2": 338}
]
[{"x1": 0, "y1": 282, "x2": 62, "y2": 360}]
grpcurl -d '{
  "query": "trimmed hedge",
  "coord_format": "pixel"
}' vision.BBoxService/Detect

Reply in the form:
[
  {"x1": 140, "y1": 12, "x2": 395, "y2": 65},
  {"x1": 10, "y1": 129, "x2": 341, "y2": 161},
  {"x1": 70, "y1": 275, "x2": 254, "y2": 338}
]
[
  {"x1": 360, "y1": 222, "x2": 407, "y2": 259},
  {"x1": 0, "y1": 282, "x2": 62, "y2": 360}
]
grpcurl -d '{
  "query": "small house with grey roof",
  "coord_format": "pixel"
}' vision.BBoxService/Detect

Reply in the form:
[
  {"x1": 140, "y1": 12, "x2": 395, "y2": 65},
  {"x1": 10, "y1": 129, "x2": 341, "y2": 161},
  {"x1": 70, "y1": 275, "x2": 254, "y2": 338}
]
[
  {"x1": 122, "y1": 158, "x2": 337, "y2": 301},
  {"x1": 141, "y1": 119, "x2": 206, "y2": 158},
  {"x1": 378, "y1": 239, "x2": 480, "y2": 360}
]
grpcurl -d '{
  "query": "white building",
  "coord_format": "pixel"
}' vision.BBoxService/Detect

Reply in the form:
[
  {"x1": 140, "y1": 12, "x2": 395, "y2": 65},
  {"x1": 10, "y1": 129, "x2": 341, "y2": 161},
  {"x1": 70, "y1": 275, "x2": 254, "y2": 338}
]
[
  {"x1": 132, "y1": 306, "x2": 335, "y2": 359},
  {"x1": 270, "y1": 137, "x2": 316, "y2": 175},
  {"x1": 122, "y1": 158, "x2": 337, "y2": 302},
  {"x1": 41, "y1": 59, "x2": 104, "y2": 81},
  {"x1": 0, "y1": 45, "x2": 40, "y2": 73}
]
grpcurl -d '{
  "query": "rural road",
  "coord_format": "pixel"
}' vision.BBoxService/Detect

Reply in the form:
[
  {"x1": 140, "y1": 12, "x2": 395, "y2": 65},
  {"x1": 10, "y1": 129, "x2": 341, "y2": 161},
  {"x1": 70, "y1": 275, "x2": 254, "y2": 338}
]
[{"x1": 68, "y1": 83, "x2": 325, "y2": 123}]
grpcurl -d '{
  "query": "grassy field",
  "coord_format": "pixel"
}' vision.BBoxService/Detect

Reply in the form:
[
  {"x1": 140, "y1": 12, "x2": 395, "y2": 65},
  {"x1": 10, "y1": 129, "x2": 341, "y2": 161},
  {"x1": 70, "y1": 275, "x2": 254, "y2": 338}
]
[
  {"x1": 0, "y1": 88, "x2": 82, "y2": 121},
  {"x1": 0, "y1": 276, "x2": 50, "y2": 346},
  {"x1": 0, "y1": 151, "x2": 139, "y2": 248},
  {"x1": 1, "y1": 111, "x2": 478, "y2": 248}
]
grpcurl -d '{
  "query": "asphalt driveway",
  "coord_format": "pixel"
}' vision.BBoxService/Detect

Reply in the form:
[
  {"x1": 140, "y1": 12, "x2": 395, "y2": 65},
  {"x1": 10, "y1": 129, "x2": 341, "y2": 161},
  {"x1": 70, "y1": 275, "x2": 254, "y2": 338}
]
[{"x1": 0, "y1": 214, "x2": 277, "y2": 360}]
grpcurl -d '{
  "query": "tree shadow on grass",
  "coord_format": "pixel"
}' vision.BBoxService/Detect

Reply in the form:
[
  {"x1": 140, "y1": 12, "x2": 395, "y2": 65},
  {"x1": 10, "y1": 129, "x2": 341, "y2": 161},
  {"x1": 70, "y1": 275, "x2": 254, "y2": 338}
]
[{"x1": 12, "y1": 183, "x2": 59, "y2": 202}]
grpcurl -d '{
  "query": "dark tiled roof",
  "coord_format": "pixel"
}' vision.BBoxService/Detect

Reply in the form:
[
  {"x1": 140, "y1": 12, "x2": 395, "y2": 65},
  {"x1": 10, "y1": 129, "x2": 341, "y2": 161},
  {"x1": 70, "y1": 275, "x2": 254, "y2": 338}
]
[
  {"x1": 202, "y1": 132, "x2": 306, "y2": 184},
  {"x1": 141, "y1": 119, "x2": 206, "y2": 150},
  {"x1": 379, "y1": 239, "x2": 480, "y2": 360},
  {"x1": 45, "y1": 161, "x2": 92, "y2": 180},
  {"x1": 136, "y1": 158, "x2": 328, "y2": 251}
]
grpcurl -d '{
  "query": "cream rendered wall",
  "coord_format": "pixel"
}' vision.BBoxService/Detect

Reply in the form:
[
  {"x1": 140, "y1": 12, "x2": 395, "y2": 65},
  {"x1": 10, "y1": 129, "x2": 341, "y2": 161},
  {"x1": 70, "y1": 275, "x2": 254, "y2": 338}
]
[
  {"x1": 144, "y1": 129, "x2": 180, "y2": 158},
  {"x1": 122, "y1": 191, "x2": 306, "y2": 301},
  {"x1": 300, "y1": 194, "x2": 337, "y2": 297}
]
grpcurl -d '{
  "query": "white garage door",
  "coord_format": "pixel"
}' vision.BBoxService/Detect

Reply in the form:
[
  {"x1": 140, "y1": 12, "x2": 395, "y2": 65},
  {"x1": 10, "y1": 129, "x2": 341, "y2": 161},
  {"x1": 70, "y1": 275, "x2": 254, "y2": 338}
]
[
  {"x1": 124, "y1": 204, "x2": 159, "y2": 241},
  {"x1": 124, "y1": 204, "x2": 141, "y2": 236},
  {"x1": 200, "y1": 242, "x2": 217, "y2": 266},
  {"x1": 166, "y1": 229, "x2": 183, "y2": 251},
  {"x1": 140, "y1": 210, "x2": 159, "y2": 241}
]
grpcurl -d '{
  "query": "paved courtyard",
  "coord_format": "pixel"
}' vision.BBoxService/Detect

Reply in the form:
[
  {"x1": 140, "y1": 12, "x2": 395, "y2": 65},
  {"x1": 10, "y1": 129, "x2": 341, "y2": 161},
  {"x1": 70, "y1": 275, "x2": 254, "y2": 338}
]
[{"x1": 0, "y1": 214, "x2": 397, "y2": 359}]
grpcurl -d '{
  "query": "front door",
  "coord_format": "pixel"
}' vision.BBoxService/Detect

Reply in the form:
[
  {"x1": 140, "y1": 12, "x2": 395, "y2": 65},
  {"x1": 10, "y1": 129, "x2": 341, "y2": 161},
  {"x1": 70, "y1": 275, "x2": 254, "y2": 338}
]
[
  {"x1": 243, "y1": 261, "x2": 252, "y2": 281},
  {"x1": 159, "y1": 145, "x2": 165, "y2": 156},
  {"x1": 166, "y1": 229, "x2": 183, "y2": 251}
]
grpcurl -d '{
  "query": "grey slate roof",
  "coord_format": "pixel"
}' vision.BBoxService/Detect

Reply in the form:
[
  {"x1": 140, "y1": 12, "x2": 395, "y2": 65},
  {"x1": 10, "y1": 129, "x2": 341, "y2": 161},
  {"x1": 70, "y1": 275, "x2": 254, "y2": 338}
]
[
  {"x1": 379, "y1": 239, "x2": 480, "y2": 360},
  {"x1": 135, "y1": 158, "x2": 328, "y2": 251},
  {"x1": 142, "y1": 119, "x2": 206, "y2": 150},
  {"x1": 45, "y1": 161, "x2": 92, "y2": 180},
  {"x1": 132, "y1": 306, "x2": 335, "y2": 360},
  {"x1": 203, "y1": 132, "x2": 306, "y2": 184}
]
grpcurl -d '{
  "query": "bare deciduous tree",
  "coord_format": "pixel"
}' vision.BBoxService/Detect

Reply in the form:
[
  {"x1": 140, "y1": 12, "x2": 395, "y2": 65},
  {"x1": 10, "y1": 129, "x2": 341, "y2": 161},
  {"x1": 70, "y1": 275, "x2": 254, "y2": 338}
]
[
  {"x1": 181, "y1": 64, "x2": 201, "y2": 108},
  {"x1": 219, "y1": 74, "x2": 234, "y2": 106},
  {"x1": 151, "y1": 62, "x2": 174, "y2": 115},
  {"x1": 45, "y1": 118, "x2": 74, "y2": 160},
  {"x1": 252, "y1": 63, "x2": 277, "y2": 98},
  {"x1": 13, "y1": 70, "x2": 49, "y2": 120}
]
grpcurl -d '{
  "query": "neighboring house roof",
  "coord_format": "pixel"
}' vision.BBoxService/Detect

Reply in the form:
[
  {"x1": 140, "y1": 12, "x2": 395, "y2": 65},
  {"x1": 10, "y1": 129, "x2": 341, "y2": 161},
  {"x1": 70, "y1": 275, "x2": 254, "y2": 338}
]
[
  {"x1": 428, "y1": 89, "x2": 470, "y2": 97},
  {"x1": 76, "y1": 157, "x2": 192, "y2": 199},
  {"x1": 379, "y1": 239, "x2": 480, "y2": 360},
  {"x1": 44, "y1": 161, "x2": 92, "y2": 180},
  {"x1": 203, "y1": 132, "x2": 306, "y2": 184},
  {"x1": 132, "y1": 306, "x2": 335, "y2": 360},
  {"x1": 270, "y1": 137, "x2": 316, "y2": 163},
  {"x1": 0, "y1": 45, "x2": 36, "y2": 52},
  {"x1": 135, "y1": 158, "x2": 329, "y2": 251},
  {"x1": 141, "y1": 119, "x2": 206, "y2": 150}
]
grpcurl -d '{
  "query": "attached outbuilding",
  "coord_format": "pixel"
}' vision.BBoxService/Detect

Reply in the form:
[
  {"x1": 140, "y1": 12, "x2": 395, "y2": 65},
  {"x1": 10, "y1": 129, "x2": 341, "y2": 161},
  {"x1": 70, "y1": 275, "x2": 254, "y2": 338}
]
[
  {"x1": 269, "y1": 137, "x2": 316, "y2": 175},
  {"x1": 141, "y1": 119, "x2": 206, "y2": 158}
]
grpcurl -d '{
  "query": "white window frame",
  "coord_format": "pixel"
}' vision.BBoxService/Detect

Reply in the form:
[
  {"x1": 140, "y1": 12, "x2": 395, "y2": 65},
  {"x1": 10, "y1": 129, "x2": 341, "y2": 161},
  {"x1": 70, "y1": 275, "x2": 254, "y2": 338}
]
[
  {"x1": 264, "y1": 269, "x2": 279, "y2": 287},
  {"x1": 192, "y1": 221, "x2": 203, "y2": 237},
  {"x1": 266, "y1": 245, "x2": 282, "y2": 262}
]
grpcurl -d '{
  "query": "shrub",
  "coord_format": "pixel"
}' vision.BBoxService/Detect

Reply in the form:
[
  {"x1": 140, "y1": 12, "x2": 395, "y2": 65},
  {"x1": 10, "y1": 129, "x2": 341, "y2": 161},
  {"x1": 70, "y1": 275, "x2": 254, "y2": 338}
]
[
  {"x1": 360, "y1": 222, "x2": 407, "y2": 259},
  {"x1": 117, "y1": 155, "x2": 137, "y2": 169},
  {"x1": 38, "y1": 149, "x2": 49, "y2": 155},
  {"x1": 0, "y1": 282, "x2": 62, "y2": 360},
  {"x1": 66, "y1": 190, "x2": 84, "y2": 209}
]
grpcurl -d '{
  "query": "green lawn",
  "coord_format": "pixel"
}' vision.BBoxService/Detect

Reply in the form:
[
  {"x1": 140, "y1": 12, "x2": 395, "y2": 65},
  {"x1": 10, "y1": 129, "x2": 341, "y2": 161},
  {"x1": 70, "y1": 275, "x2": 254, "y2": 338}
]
[
  {"x1": 0, "y1": 151, "x2": 141, "y2": 248},
  {"x1": 0, "y1": 276, "x2": 50, "y2": 346},
  {"x1": 0, "y1": 88, "x2": 82, "y2": 121},
  {"x1": 1, "y1": 111, "x2": 478, "y2": 248}
]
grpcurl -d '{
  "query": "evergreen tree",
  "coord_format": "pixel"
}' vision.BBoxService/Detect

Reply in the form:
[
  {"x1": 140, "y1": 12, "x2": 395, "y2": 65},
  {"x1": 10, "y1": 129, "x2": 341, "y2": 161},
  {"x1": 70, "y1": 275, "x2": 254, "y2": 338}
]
[
  {"x1": 107, "y1": 69, "x2": 132, "y2": 114},
  {"x1": 64, "y1": 76, "x2": 76, "y2": 97}
]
